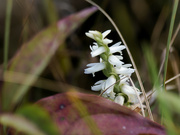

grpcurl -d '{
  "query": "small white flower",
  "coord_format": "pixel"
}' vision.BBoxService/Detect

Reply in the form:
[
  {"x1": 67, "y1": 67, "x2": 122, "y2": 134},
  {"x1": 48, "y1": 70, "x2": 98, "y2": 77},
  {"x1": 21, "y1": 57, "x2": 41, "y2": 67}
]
[
  {"x1": 113, "y1": 55, "x2": 123, "y2": 60},
  {"x1": 86, "y1": 30, "x2": 113, "y2": 45},
  {"x1": 84, "y1": 63, "x2": 106, "y2": 77},
  {"x1": 90, "y1": 43, "x2": 106, "y2": 57},
  {"x1": 85, "y1": 30, "x2": 101, "y2": 40},
  {"x1": 119, "y1": 75, "x2": 129, "y2": 84},
  {"x1": 102, "y1": 30, "x2": 111, "y2": 38},
  {"x1": 114, "y1": 66, "x2": 135, "y2": 76},
  {"x1": 102, "y1": 75, "x2": 116, "y2": 94},
  {"x1": 114, "y1": 95, "x2": 125, "y2": 105},
  {"x1": 101, "y1": 89, "x2": 116, "y2": 100},
  {"x1": 91, "y1": 76, "x2": 116, "y2": 100},
  {"x1": 102, "y1": 38, "x2": 113, "y2": 45},
  {"x1": 122, "y1": 64, "x2": 132, "y2": 68},
  {"x1": 109, "y1": 42, "x2": 126, "y2": 54},
  {"x1": 120, "y1": 84, "x2": 141, "y2": 104},
  {"x1": 108, "y1": 55, "x2": 124, "y2": 67},
  {"x1": 101, "y1": 30, "x2": 113, "y2": 44},
  {"x1": 91, "y1": 80, "x2": 105, "y2": 91}
]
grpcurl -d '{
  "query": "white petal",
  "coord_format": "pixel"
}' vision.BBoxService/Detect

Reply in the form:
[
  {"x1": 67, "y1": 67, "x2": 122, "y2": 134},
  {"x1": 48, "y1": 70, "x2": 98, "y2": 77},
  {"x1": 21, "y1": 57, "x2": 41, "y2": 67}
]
[
  {"x1": 84, "y1": 63, "x2": 106, "y2": 75},
  {"x1": 122, "y1": 64, "x2": 132, "y2": 68},
  {"x1": 104, "y1": 75, "x2": 116, "y2": 94},
  {"x1": 89, "y1": 30, "x2": 101, "y2": 36},
  {"x1": 91, "y1": 46, "x2": 106, "y2": 57},
  {"x1": 114, "y1": 67, "x2": 135, "y2": 76},
  {"x1": 110, "y1": 46, "x2": 126, "y2": 54},
  {"x1": 95, "y1": 80, "x2": 104, "y2": 85},
  {"x1": 102, "y1": 30, "x2": 111, "y2": 38},
  {"x1": 108, "y1": 55, "x2": 124, "y2": 67},
  {"x1": 119, "y1": 75, "x2": 129, "y2": 84},
  {"x1": 121, "y1": 85, "x2": 139, "y2": 103},
  {"x1": 86, "y1": 63, "x2": 97, "y2": 67},
  {"x1": 121, "y1": 85, "x2": 136, "y2": 95},
  {"x1": 91, "y1": 80, "x2": 104, "y2": 91},
  {"x1": 114, "y1": 95, "x2": 125, "y2": 105},
  {"x1": 85, "y1": 33, "x2": 94, "y2": 39},
  {"x1": 111, "y1": 42, "x2": 121, "y2": 47},
  {"x1": 103, "y1": 39, "x2": 113, "y2": 44},
  {"x1": 109, "y1": 90, "x2": 116, "y2": 99},
  {"x1": 109, "y1": 42, "x2": 126, "y2": 54},
  {"x1": 91, "y1": 84, "x2": 103, "y2": 91},
  {"x1": 114, "y1": 55, "x2": 123, "y2": 60},
  {"x1": 90, "y1": 43, "x2": 98, "y2": 51}
]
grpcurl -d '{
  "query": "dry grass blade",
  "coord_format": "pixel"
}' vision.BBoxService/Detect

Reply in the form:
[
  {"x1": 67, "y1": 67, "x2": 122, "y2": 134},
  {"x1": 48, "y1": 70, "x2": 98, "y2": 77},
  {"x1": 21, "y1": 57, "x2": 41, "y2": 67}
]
[
  {"x1": 86, "y1": 0, "x2": 154, "y2": 121},
  {"x1": 129, "y1": 77, "x2": 145, "y2": 117},
  {"x1": 158, "y1": 22, "x2": 180, "y2": 76},
  {"x1": 169, "y1": 52, "x2": 180, "y2": 94}
]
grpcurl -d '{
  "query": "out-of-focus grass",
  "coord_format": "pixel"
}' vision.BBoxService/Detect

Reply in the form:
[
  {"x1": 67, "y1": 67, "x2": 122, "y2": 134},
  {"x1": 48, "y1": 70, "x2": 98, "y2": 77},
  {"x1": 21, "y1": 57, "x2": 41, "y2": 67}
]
[
  {"x1": 163, "y1": 0, "x2": 179, "y2": 89},
  {"x1": 144, "y1": 45, "x2": 180, "y2": 135},
  {"x1": 3, "y1": 0, "x2": 13, "y2": 71},
  {"x1": 0, "y1": 0, "x2": 180, "y2": 134}
]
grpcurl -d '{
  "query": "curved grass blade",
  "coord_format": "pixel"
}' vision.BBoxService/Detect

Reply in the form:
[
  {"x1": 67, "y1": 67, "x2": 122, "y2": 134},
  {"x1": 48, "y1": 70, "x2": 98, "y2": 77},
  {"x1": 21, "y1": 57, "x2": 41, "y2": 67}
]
[
  {"x1": 0, "y1": 114, "x2": 45, "y2": 135},
  {"x1": 16, "y1": 104, "x2": 60, "y2": 135}
]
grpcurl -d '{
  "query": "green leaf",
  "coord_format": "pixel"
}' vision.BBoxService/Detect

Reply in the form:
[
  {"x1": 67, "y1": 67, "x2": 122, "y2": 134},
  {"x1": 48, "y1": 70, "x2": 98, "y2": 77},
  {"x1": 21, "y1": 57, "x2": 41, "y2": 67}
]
[
  {"x1": 0, "y1": 114, "x2": 45, "y2": 135},
  {"x1": 16, "y1": 104, "x2": 60, "y2": 135},
  {"x1": 1, "y1": 6, "x2": 97, "y2": 111}
]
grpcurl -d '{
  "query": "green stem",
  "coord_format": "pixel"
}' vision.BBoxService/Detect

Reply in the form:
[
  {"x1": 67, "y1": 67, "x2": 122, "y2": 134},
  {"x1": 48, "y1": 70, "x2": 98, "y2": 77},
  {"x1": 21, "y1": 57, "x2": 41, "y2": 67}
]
[
  {"x1": 163, "y1": 0, "x2": 179, "y2": 89},
  {"x1": 4, "y1": 0, "x2": 13, "y2": 71}
]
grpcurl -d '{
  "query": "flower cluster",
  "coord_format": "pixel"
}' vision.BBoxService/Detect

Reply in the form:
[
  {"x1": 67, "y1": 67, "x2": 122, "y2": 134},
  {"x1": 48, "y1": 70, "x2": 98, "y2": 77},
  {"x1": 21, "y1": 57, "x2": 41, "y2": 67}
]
[{"x1": 84, "y1": 30, "x2": 141, "y2": 105}]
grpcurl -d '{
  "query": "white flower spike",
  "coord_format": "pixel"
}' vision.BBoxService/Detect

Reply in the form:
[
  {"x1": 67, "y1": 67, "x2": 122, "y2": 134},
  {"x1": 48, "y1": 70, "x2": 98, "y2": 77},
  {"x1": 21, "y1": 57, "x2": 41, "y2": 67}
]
[{"x1": 84, "y1": 30, "x2": 141, "y2": 106}]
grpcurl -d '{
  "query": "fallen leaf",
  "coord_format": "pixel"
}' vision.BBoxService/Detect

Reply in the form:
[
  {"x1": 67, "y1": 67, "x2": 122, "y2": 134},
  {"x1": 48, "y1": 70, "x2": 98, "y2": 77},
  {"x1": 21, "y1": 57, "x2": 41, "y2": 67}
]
[{"x1": 36, "y1": 92, "x2": 166, "y2": 135}]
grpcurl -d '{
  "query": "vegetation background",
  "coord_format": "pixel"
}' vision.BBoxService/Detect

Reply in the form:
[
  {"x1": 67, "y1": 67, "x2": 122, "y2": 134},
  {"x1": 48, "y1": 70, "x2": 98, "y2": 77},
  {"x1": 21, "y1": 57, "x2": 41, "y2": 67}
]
[{"x1": 0, "y1": 0, "x2": 180, "y2": 134}]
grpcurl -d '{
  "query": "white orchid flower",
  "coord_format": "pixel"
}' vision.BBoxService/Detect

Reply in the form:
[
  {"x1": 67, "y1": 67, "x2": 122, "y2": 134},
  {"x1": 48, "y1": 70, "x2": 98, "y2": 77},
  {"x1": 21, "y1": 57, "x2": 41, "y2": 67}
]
[
  {"x1": 109, "y1": 42, "x2": 126, "y2": 54},
  {"x1": 84, "y1": 63, "x2": 106, "y2": 77},
  {"x1": 114, "y1": 66, "x2": 135, "y2": 76},
  {"x1": 101, "y1": 75, "x2": 116, "y2": 94},
  {"x1": 91, "y1": 80, "x2": 105, "y2": 91},
  {"x1": 90, "y1": 43, "x2": 106, "y2": 57},
  {"x1": 85, "y1": 30, "x2": 113, "y2": 45},
  {"x1": 114, "y1": 95, "x2": 125, "y2": 105},
  {"x1": 121, "y1": 84, "x2": 141, "y2": 104},
  {"x1": 108, "y1": 55, "x2": 124, "y2": 67}
]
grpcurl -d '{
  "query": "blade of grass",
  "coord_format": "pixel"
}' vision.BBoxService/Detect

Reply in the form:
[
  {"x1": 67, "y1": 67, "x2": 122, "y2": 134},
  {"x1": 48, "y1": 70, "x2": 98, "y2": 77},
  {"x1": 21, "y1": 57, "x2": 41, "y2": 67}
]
[
  {"x1": 85, "y1": 0, "x2": 154, "y2": 121},
  {"x1": 0, "y1": 70, "x2": 94, "y2": 94},
  {"x1": 158, "y1": 22, "x2": 180, "y2": 77},
  {"x1": 43, "y1": 0, "x2": 58, "y2": 24},
  {"x1": 163, "y1": 0, "x2": 179, "y2": 89},
  {"x1": 129, "y1": 77, "x2": 145, "y2": 117},
  {"x1": 67, "y1": 91, "x2": 102, "y2": 135},
  {"x1": 3, "y1": 0, "x2": 13, "y2": 71},
  {"x1": 0, "y1": 114, "x2": 45, "y2": 135}
]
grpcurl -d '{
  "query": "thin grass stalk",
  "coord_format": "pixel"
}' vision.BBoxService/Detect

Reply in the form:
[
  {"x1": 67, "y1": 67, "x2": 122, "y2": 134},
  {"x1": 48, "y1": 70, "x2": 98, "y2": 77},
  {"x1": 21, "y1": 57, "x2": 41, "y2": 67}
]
[
  {"x1": 3, "y1": 0, "x2": 13, "y2": 71},
  {"x1": 129, "y1": 77, "x2": 145, "y2": 117},
  {"x1": 3, "y1": 0, "x2": 13, "y2": 134},
  {"x1": 68, "y1": 91, "x2": 102, "y2": 135},
  {"x1": 158, "y1": 22, "x2": 180, "y2": 79},
  {"x1": 165, "y1": 74, "x2": 180, "y2": 84},
  {"x1": 163, "y1": 0, "x2": 179, "y2": 89},
  {"x1": 86, "y1": 0, "x2": 154, "y2": 121}
]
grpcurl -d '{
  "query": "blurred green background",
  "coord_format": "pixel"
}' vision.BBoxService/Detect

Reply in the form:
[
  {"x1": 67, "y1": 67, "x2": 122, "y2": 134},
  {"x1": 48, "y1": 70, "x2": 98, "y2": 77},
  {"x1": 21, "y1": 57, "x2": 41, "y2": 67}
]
[{"x1": 0, "y1": 0, "x2": 179, "y2": 104}]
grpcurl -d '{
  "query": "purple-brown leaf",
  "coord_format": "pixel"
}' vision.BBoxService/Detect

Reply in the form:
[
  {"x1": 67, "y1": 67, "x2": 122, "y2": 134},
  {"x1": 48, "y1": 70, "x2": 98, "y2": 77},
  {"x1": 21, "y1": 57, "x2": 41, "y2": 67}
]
[{"x1": 36, "y1": 92, "x2": 166, "y2": 135}]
